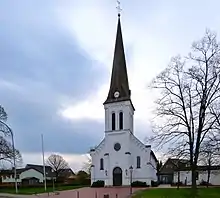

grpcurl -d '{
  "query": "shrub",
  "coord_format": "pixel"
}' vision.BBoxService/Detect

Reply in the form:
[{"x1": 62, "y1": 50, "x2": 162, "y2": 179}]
[
  {"x1": 91, "y1": 180, "x2": 105, "y2": 187},
  {"x1": 0, "y1": 184, "x2": 15, "y2": 189},
  {"x1": 72, "y1": 178, "x2": 91, "y2": 186},
  {"x1": 151, "y1": 180, "x2": 159, "y2": 187},
  {"x1": 199, "y1": 180, "x2": 212, "y2": 186},
  {"x1": 131, "y1": 181, "x2": 149, "y2": 187},
  {"x1": 79, "y1": 178, "x2": 91, "y2": 185},
  {"x1": 171, "y1": 181, "x2": 184, "y2": 186},
  {"x1": 56, "y1": 182, "x2": 85, "y2": 187}
]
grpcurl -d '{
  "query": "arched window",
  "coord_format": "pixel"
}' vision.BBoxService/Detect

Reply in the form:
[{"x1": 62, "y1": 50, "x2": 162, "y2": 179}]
[
  {"x1": 112, "y1": 113, "x2": 116, "y2": 130},
  {"x1": 100, "y1": 158, "x2": 104, "y2": 170},
  {"x1": 119, "y1": 112, "x2": 123, "y2": 130},
  {"x1": 137, "y1": 156, "x2": 141, "y2": 168}
]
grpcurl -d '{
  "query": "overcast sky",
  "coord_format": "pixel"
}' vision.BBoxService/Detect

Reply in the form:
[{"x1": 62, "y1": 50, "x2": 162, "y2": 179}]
[{"x1": 0, "y1": 0, "x2": 220, "y2": 172}]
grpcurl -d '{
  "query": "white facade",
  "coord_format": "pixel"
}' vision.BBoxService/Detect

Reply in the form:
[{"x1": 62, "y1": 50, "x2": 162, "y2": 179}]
[
  {"x1": 1, "y1": 168, "x2": 53, "y2": 183},
  {"x1": 90, "y1": 100, "x2": 157, "y2": 186},
  {"x1": 2, "y1": 169, "x2": 43, "y2": 183},
  {"x1": 173, "y1": 170, "x2": 220, "y2": 185}
]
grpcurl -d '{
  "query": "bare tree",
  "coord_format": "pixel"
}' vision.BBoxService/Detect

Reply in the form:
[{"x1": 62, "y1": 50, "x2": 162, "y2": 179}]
[
  {"x1": 199, "y1": 138, "x2": 220, "y2": 187},
  {"x1": 0, "y1": 105, "x2": 12, "y2": 136},
  {"x1": 149, "y1": 30, "x2": 220, "y2": 190},
  {"x1": 0, "y1": 105, "x2": 22, "y2": 166},
  {"x1": 156, "y1": 160, "x2": 163, "y2": 184},
  {"x1": 0, "y1": 136, "x2": 22, "y2": 165},
  {"x1": 47, "y1": 154, "x2": 69, "y2": 180},
  {"x1": 0, "y1": 106, "x2": 8, "y2": 125},
  {"x1": 171, "y1": 159, "x2": 189, "y2": 189},
  {"x1": 76, "y1": 170, "x2": 89, "y2": 184},
  {"x1": 157, "y1": 160, "x2": 163, "y2": 172},
  {"x1": 82, "y1": 156, "x2": 91, "y2": 175}
]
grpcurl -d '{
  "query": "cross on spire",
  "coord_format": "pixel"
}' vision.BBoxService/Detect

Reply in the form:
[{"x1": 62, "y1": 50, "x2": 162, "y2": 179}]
[{"x1": 116, "y1": 0, "x2": 122, "y2": 17}]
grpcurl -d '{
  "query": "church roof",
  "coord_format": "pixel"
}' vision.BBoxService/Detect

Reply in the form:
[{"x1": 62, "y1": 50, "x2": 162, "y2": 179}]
[{"x1": 104, "y1": 15, "x2": 134, "y2": 110}]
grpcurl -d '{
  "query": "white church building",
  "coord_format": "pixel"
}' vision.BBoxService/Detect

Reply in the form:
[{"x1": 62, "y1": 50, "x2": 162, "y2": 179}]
[{"x1": 90, "y1": 14, "x2": 158, "y2": 186}]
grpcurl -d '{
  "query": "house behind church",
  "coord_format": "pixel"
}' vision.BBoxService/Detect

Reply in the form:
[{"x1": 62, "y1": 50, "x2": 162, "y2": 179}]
[
  {"x1": 158, "y1": 158, "x2": 220, "y2": 185},
  {"x1": 158, "y1": 158, "x2": 190, "y2": 184},
  {"x1": 0, "y1": 164, "x2": 74, "y2": 185},
  {"x1": 173, "y1": 165, "x2": 220, "y2": 186}
]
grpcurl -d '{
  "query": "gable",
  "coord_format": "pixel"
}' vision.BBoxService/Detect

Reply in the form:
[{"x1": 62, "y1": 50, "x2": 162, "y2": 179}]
[
  {"x1": 159, "y1": 159, "x2": 178, "y2": 173},
  {"x1": 160, "y1": 158, "x2": 190, "y2": 173},
  {"x1": 150, "y1": 151, "x2": 158, "y2": 163},
  {"x1": 59, "y1": 168, "x2": 75, "y2": 177},
  {"x1": 25, "y1": 164, "x2": 51, "y2": 173},
  {"x1": 20, "y1": 168, "x2": 43, "y2": 179},
  {"x1": 90, "y1": 138, "x2": 105, "y2": 154},
  {"x1": 25, "y1": 164, "x2": 54, "y2": 177}
]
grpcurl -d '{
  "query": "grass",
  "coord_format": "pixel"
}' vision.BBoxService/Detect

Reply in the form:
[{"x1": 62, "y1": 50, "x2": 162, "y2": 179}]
[
  {"x1": 0, "y1": 185, "x2": 88, "y2": 195},
  {"x1": 133, "y1": 188, "x2": 220, "y2": 198}
]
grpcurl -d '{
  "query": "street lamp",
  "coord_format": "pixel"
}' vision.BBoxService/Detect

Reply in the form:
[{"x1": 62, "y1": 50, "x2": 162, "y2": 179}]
[{"x1": 129, "y1": 166, "x2": 133, "y2": 195}]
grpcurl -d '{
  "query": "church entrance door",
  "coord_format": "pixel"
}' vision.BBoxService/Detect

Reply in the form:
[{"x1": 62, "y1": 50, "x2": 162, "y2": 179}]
[{"x1": 113, "y1": 167, "x2": 122, "y2": 186}]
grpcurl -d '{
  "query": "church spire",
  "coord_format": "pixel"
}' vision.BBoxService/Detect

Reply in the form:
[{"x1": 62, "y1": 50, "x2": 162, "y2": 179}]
[{"x1": 104, "y1": 14, "x2": 134, "y2": 110}]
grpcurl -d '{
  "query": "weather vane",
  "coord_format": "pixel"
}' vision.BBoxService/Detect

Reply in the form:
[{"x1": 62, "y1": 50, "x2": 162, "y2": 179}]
[{"x1": 116, "y1": 0, "x2": 122, "y2": 16}]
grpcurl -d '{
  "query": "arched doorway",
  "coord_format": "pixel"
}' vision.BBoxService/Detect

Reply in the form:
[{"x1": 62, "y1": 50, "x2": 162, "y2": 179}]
[{"x1": 113, "y1": 167, "x2": 122, "y2": 186}]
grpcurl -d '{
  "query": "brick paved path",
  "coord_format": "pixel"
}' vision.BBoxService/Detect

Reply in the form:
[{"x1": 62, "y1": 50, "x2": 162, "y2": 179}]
[{"x1": 32, "y1": 187, "x2": 145, "y2": 198}]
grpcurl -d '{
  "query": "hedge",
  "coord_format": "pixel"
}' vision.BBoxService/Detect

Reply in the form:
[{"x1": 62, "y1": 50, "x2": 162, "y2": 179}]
[
  {"x1": 151, "y1": 180, "x2": 159, "y2": 187},
  {"x1": 131, "y1": 181, "x2": 149, "y2": 187},
  {"x1": 91, "y1": 180, "x2": 105, "y2": 187}
]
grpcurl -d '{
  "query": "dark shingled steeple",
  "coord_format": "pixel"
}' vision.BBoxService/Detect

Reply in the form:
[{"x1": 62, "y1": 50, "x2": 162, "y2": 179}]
[{"x1": 104, "y1": 15, "x2": 134, "y2": 110}]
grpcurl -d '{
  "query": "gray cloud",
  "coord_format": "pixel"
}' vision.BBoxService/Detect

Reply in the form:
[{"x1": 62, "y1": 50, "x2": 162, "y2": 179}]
[
  {"x1": 2, "y1": 92, "x2": 104, "y2": 154},
  {"x1": 0, "y1": 1, "x2": 106, "y2": 155}
]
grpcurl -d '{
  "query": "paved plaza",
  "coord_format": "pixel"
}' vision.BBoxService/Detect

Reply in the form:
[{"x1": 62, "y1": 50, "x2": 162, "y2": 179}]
[
  {"x1": 36, "y1": 187, "x2": 144, "y2": 198},
  {"x1": 0, "y1": 187, "x2": 145, "y2": 198}
]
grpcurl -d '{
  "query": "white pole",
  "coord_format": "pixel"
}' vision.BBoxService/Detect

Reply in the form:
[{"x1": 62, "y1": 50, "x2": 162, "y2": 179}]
[
  {"x1": 11, "y1": 132, "x2": 18, "y2": 194},
  {"x1": 41, "y1": 134, "x2": 47, "y2": 192}
]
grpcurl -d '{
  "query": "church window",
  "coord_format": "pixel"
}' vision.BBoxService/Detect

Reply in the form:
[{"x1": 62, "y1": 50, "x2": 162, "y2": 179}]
[
  {"x1": 137, "y1": 156, "x2": 141, "y2": 168},
  {"x1": 100, "y1": 158, "x2": 104, "y2": 170},
  {"x1": 119, "y1": 112, "x2": 123, "y2": 130},
  {"x1": 112, "y1": 113, "x2": 116, "y2": 130}
]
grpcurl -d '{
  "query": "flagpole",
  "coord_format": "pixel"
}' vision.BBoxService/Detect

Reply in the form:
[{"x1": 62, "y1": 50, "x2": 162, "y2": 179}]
[{"x1": 41, "y1": 134, "x2": 47, "y2": 192}]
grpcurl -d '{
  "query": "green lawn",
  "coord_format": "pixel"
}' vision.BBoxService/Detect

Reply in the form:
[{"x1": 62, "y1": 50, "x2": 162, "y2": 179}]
[
  {"x1": 0, "y1": 185, "x2": 87, "y2": 195},
  {"x1": 133, "y1": 188, "x2": 220, "y2": 198}
]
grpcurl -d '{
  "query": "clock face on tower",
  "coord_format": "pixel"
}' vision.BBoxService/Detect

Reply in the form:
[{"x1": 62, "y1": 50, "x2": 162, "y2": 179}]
[{"x1": 114, "y1": 91, "x2": 120, "y2": 98}]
